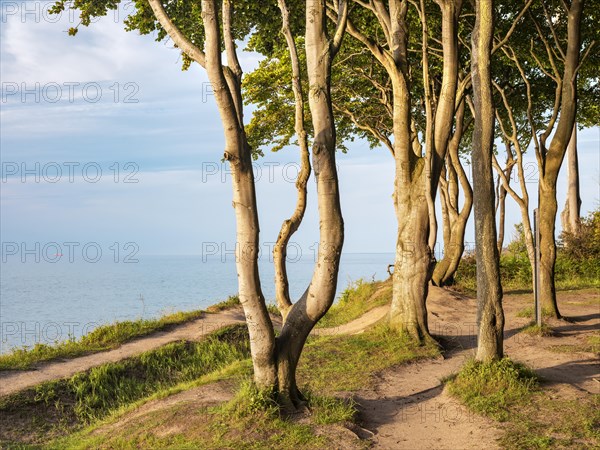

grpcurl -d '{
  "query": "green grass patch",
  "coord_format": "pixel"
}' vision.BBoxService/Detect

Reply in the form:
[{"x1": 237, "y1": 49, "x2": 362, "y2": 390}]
[
  {"x1": 206, "y1": 295, "x2": 240, "y2": 312},
  {"x1": 0, "y1": 309, "x2": 205, "y2": 371},
  {"x1": 515, "y1": 306, "x2": 555, "y2": 319},
  {"x1": 2, "y1": 298, "x2": 441, "y2": 449},
  {"x1": 316, "y1": 278, "x2": 391, "y2": 329},
  {"x1": 300, "y1": 325, "x2": 440, "y2": 393},
  {"x1": 454, "y1": 252, "x2": 600, "y2": 293},
  {"x1": 498, "y1": 393, "x2": 600, "y2": 449},
  {"x1": 446, "y1": 358, "x2": 539, "y2": 422},
  {"x1": 520, "y1": 323, "x2": 554, "y2": 337}
]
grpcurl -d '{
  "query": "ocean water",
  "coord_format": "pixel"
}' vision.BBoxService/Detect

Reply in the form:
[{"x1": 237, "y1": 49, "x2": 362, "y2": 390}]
[{"x1": 0, "y1": 253, "x2": 394, "y2": 353}]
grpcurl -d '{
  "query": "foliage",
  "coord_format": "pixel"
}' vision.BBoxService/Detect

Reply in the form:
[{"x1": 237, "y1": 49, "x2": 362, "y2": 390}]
[
  {"x1": 558, "y1": 208, "x2": 600, "y2": 261},
  {"x1": 455, "y1": 211, "x2": 600, "y2": 292}
]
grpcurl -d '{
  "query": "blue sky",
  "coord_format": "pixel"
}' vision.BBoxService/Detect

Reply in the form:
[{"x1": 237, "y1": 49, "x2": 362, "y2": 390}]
[{"x1": 1, "y1": 1, "x2": 599, "y2": 257}]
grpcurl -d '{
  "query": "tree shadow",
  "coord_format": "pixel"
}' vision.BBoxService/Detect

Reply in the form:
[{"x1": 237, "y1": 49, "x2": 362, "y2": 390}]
[
  {"x1": 355, "y1": 384, "x2": 446, "y2": 430},
  {"x1": 535, "y1": 358, "x2": 599, "y2": 392}
]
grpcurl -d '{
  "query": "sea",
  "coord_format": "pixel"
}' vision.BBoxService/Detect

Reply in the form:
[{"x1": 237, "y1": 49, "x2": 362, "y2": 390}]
[{"x1": 0, "y1": 253, "x2": 394, "y2": 353}]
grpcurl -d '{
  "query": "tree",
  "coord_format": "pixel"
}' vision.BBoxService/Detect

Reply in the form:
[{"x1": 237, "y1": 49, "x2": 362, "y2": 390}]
[
  {"x1": 471, "y1": 0, "x2": 504, "y2": 361},
  {"x1": 433, "y1": 99, "x2": 474, "y2": 286},
  {"x1": 560, "y1": 125, "x2": 582, "y2": 236},
  {"x1": 509, "y1": 0, "x2": 586, "y2": 318},
  {"x1": 53, "y1": 0, "x2": 348, "y2": 406},
  {"x1": 336, "y1": 0, "x2": 463, "y2": 342}
]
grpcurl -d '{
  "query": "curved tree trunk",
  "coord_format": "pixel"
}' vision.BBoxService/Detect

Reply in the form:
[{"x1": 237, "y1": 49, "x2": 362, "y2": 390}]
[
  {"x1": 201, "y1": 0, "x2": 277, "y2": 387},
  {"x1": 273, "y1": 0, "x2": 347, "y2": 405},
  {"x1": 273, "y1": 0, "x2": 311, "y2": 322},
  {"x1": 537, "y1": 0, "x2": 583, "y2": 319},
  {"x1": 149, "y1": 0, "x2": 348, "y2": 397},
  {"x1": 432, "y1": 99, "x2": 472, "y2": 287},
  {"x1": 471, "y1": 0, "x2": 504, "y2": 361}
]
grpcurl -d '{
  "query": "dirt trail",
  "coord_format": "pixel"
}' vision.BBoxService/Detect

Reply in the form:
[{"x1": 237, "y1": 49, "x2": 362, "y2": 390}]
[
  {"x1": 356, "y1": 287, "x2": 502, "y2": 449},
  {"x1": 0, "y1": 309, "x2": 248, "y2": 397},
  {"x1": 356, "y1": 286, "x2": 599, "y2": 449},
  {"x1": 0, "y1": 301, "x2": 389, "y2": 398}
]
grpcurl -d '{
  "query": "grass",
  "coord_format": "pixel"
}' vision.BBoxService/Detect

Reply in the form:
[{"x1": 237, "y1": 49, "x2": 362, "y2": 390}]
[
  {"x1": 0, "y1": 310, "x2": 207, "y2": 371},
  {"x1": 206, "y1": 294, "x2": 240, "y2": 312},
  {"x1": 1, "y1": 287, "x2": 442, "y2": 449},
  {"x1": 550, "y1": 334, "x2": 600, "y2": 354},
  {"x1": 316, "y1": 278, "x2": 391, "y2": 329},
  {"x1": 445, "y1": 358, "x2": 539, "y2": 422},
  {"x1": 515, "y1": 306, "x2": 555, "y2": 319},
  {"x1": 447, "y1": 358, "x2": 600, "y2": 448},
  {"x1": 454, "y1": 253, "x2": 600, "y2": 294},
  {"x1": 0, "y1": 325, "x2": 251, "y2": 446},
  {"x1": 299, "y1": 324, "x2": 440, "y2": 393},
  {"x1": 0, "y1": 293, "x2": 253, "y2": 371},
  {"x1": 520, "y1": 322, "x2": 554, "y2": 337},
  {"x1": 498, "y1": 393, "x2": 600, "y2": 449}
]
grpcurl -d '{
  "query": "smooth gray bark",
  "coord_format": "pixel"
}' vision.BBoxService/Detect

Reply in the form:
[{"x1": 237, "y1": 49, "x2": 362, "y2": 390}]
[{"x1": 471, "y1": 0, "x2": 504, "y2": 361}]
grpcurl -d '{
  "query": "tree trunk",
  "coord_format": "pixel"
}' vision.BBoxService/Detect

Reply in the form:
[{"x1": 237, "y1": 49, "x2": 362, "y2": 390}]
[
  {"x1": 471, "y1": 0, "x2": 504, "y2": 361},
  {"x1": 539, "y1": 182, "x2": 560, "y2": 318},
  {"x1": 273, "y1": 0, "x2": 311, "y2": 322},
  {"x1": 537, "y1": 0, "x2": 583, "y2": 319},
  {"x1": 560, "y1": 125, "x2": 582, "y2": 236},
  {"x1": 273, "y1": 0, "x2": 346, "y2": 404},
  {"x1": 496, "y1": 166, "x2": 509, "y2": 253},
  {"x1": 432, "y1": 99, "x2": 472, "y2": 287},
  {"x1": 390, "y1": 154, "x2": 434, "y2": 341},
  {"x1": 204, "y1": 0, "x2": 277, "y2": 388}
]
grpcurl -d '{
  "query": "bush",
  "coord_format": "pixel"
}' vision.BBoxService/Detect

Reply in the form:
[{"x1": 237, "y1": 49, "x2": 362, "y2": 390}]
[
  {"x1": 455, "y1": 209, "x2": 600, "y2": 291},
  {"x1": 559, "y1": 209, "x2": 600, "y2": 260}
]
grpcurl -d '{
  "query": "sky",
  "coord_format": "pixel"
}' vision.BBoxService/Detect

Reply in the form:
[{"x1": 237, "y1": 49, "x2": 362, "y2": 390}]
[{"x1": 1, "y1": 1, "x2": 599, "y2": 259}]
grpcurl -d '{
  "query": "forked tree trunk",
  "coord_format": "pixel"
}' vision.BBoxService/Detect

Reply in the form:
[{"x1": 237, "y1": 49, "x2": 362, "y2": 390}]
[
  {"x1": 149, "y1": 0, "x2": 347, "y2": 398},
  {"x1": 537, "y1": 0, "x2": 583, "y2": 319},
  {"x1": 344, "y1": 0, "x2": 460, "y2": 340},
  {"x1": 471, "y1": 0, "x2": 504, "y2": 361},
  {"x1": 561, "y1": 125, "x2": 582, "y2": 236},
  {"x1": 432, "y1": 100, "x2": 472, "y2": 286},
  {"x1": 273, "y1": 0, "x2": 347, "y2": 404},
  {"x1": 385, "y1": 1, "x2": 433, "y2": 341}
]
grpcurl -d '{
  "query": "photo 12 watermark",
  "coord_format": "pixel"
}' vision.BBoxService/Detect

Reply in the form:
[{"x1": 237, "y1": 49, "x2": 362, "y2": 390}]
[
  {"x1": 1, "y1": 1, "x2": 136, "y2": 24},
  {"x1": 1, "y1": 162, "x2": 140, "y2": 183},
  {"x1": 1, "y1": 82, "x2": 140, "y2": 104},
  {"x1": 1, "y1": 242, "x2": 140, "y2": 263}
]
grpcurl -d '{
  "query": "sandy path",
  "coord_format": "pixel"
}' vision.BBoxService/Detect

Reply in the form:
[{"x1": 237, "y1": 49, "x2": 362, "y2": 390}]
[
  {"x1": 313, "y1": 305, "x2": 389, "y2": 336},
  {"x1": 356, "y1": 287, "x2": 502, "y2": 449},
  {"x1": 356, "y1": 286, "x2": 599, "y2": 449},
  {"x1": 0, "y1": 302, "x2": 390, "y2": 398},
  {"x1": 0, "y1": 309, "x2": 248, "y2": 397}
]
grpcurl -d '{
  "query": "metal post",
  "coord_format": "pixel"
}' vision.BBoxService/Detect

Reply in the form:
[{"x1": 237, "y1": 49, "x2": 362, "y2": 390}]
[{"x1": 534, "y1": 208, "x2": 541, "y2": 326}]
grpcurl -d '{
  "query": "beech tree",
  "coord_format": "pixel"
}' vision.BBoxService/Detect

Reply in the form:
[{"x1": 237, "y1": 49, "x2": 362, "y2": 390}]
[
  {"x1": 488, "y1": 0, "x2": 589, "y2": 317},
  {"x1": 471, "y1": 0, "x2": 504, "y2": 361},
  {"x1": 52, "y1": 0, "x2": 348, "y2": 405}
]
